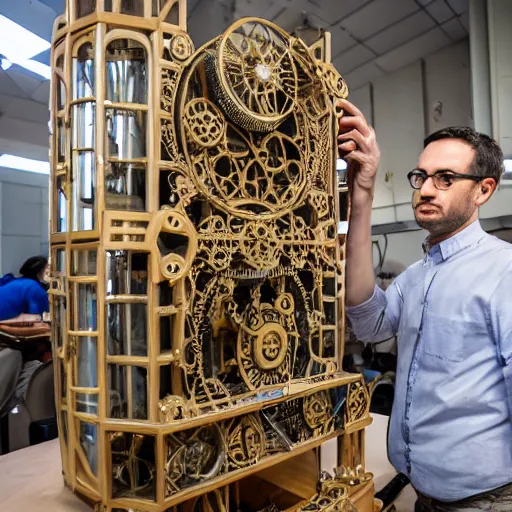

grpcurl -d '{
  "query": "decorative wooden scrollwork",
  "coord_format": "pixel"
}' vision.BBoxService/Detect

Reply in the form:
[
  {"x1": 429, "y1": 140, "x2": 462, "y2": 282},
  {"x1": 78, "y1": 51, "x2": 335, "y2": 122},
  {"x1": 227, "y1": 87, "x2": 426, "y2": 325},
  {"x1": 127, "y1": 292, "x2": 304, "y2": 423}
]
[
  {"x1": 344, "y1": 379, "x2": 371, "y2": 429},
  {"x1": 299, "y1": 472, "x2": 357, "y2": 511},
  {"x1": 165, "y1": 424, "x2": 226, "y2": 495},
  {"x1": 209, "y1": 19, "x2": 299, "y2": 133}
]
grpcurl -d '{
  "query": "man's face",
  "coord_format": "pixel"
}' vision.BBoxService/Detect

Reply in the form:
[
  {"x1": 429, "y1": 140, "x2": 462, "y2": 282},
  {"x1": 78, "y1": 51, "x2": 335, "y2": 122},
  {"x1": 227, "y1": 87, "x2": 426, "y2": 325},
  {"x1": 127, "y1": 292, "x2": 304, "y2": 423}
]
[{"x1": 412, "y1": 139, "x2": 479, "y2": 238}]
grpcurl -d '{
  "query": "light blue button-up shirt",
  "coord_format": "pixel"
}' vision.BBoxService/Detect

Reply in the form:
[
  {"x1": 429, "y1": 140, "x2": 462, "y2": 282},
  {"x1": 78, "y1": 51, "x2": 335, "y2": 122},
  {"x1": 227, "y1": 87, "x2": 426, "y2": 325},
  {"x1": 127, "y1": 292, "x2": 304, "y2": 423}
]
[{"x1": 347, "y1": 220, "x2": 512, "y2": 501}]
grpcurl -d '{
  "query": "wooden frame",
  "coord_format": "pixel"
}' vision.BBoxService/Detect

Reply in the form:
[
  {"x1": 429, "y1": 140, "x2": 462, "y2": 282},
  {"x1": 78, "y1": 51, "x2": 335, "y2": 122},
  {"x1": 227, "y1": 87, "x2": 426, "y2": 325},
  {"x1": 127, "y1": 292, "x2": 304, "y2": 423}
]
[{"x1": 49, "y1": 2, "x2": 376, "y2": 510}]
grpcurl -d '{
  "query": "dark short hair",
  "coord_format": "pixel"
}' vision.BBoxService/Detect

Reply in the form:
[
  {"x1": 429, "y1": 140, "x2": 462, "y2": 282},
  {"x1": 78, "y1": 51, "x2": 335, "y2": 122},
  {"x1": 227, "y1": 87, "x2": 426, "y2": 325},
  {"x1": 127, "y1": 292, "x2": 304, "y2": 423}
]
[
  {"x1": 20, "y1": 255, "x2": 48, "y2": 280},
  {"x1": 424, "y1": 126, "x2": 504, "y2": 184}
]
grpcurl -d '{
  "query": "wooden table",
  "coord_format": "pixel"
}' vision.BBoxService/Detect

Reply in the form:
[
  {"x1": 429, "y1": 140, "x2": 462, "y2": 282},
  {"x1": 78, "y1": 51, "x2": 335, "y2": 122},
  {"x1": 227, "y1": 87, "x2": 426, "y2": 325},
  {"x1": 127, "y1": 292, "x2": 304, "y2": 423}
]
[{"x1": 0, "y1": 413, "x2": 416, "y2": 511}]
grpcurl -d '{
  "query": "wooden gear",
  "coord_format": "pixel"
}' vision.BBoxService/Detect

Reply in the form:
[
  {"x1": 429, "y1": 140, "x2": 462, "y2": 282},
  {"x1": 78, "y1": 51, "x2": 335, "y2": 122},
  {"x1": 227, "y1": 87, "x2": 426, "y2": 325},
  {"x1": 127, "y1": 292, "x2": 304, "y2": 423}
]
[{"x1": 49, "y1": 1, "x2": 376, "y2": 510}]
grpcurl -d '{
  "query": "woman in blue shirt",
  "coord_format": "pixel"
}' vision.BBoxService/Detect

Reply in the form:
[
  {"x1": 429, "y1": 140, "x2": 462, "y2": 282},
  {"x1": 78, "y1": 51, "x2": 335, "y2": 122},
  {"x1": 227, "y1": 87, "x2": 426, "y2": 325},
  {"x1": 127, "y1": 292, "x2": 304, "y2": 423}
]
[{"x1": 0, "y1": 256, "x2": 49, "y2": 321}]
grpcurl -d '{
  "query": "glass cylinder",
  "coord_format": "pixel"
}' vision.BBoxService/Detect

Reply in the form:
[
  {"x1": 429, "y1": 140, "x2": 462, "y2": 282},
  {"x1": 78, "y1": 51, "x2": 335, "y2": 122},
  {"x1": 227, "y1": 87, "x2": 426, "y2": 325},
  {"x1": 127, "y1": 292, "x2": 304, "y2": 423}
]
[
  {"x1": 79, "y1": 422, "x2": 98, "y2": 475},
  {"x1": 77, "y1": 336, "x2": 98, "y2": 387},
  {"x1": 121, "y1": 0, "x2": 144, "y2": 16},
  {"x1": 72, "y1": 102, "x2": 95, "y2": 149},
  {"x1": 56, "y1": 177, "x2": 68, "y2": 232},
  {"x1": 73, "y1": 43, "x2": 95, "y2": 100},
  {"x1": 76, "y1": 0, "x2": 96, "y2": 18},
  {"x1": 106, "y1": 251, "x2": 148, "y2": 295},
  {"x1": 71, "y1": 151, "x2": 95, "y2": 231},
  {"x1": 106, "y1": 41, "x2": 147, "y2": 104},
  {"x1": 107, "y1": 303, "x2": 147, "y2": 356},
  {"x1": 105, "y1": 163, "x2": 146, "y2": 211},
  {"x1": 106, "y1": 109, "x2": 147, "y2": 159}
]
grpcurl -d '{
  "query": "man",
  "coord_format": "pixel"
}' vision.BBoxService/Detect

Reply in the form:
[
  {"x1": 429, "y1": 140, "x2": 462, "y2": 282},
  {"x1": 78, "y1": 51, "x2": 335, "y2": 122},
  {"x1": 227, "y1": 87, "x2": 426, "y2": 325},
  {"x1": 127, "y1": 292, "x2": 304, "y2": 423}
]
[{"x1": 337, "y1": 98, "x2": 512, "y2": 511}]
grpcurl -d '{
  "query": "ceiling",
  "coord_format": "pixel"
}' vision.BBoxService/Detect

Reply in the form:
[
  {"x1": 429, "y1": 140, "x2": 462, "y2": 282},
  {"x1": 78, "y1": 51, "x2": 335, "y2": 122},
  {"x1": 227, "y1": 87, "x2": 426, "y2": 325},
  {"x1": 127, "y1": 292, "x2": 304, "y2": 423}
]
[{"x1": 0, "y1": 0, "x2": 469, "y2": 161}]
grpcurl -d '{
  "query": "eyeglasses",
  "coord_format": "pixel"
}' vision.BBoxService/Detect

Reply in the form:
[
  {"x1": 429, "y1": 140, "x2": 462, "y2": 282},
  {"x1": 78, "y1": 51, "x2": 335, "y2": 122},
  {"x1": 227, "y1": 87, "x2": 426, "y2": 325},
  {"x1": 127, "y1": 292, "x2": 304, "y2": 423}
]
[{"x1": 407, "y1": 169, "x2": 483, "y2": 191}]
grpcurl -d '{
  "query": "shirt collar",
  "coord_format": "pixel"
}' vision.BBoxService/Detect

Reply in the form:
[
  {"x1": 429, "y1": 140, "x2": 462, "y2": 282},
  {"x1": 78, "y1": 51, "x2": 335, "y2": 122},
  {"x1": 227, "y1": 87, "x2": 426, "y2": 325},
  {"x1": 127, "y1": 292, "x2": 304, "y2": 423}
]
[{"x1": 422, "y1": 220, "x2": 486, "y2": 263}]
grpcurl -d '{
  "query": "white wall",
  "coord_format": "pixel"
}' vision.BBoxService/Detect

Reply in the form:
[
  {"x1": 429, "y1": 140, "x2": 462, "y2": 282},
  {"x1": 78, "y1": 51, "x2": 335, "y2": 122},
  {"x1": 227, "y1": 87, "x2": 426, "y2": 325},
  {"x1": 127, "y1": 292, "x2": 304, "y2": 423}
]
[
  {"x1": 372, "y1": 230, "x2": 428, "y2": 271},
  {"x1": 0, "y1": 168, "x2": 49, "y2": 276},
  {"x1": 349, "y1": 39, "x2": 473, "y2": 229},
  {"x1": 488, "y1": 0, "x2": 512, "y2": 159}
]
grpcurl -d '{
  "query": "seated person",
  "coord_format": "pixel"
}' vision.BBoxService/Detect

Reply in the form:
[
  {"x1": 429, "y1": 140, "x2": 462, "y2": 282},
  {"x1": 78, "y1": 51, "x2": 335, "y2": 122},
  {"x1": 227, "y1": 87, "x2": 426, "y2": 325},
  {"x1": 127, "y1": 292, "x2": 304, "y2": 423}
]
[{"x1": 0, "y1": 256, "x2": 49, "y2": 321}]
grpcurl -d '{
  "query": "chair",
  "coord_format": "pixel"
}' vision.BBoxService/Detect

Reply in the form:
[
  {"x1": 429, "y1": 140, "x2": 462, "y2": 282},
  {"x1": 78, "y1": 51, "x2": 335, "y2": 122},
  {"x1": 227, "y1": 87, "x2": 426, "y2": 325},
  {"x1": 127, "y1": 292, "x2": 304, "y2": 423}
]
[
  {"x1": 6, "y1": 361, "x2": 57, "y2": 452},
  {"x1": 0, "y1": 348, "x2": 23, "y2": 454}
]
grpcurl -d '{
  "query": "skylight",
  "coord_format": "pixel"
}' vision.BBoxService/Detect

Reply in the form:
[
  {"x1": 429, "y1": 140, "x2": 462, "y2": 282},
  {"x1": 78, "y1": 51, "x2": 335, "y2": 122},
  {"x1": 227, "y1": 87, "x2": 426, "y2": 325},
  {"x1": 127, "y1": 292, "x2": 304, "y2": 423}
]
[
  {"x1": 0, "y1": 155, "x2": 50, "y2": 174},
  {"x1": 0, "y1": 15, "x2": 51, "y2": 80}
]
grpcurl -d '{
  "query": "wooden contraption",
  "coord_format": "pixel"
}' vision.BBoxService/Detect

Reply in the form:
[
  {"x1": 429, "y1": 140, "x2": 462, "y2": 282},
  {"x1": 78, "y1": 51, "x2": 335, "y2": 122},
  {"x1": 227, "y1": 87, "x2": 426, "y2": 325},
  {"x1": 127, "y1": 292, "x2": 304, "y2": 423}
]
[{"x1": 48, "y1": 1, "x2": 376, "y2": 510}]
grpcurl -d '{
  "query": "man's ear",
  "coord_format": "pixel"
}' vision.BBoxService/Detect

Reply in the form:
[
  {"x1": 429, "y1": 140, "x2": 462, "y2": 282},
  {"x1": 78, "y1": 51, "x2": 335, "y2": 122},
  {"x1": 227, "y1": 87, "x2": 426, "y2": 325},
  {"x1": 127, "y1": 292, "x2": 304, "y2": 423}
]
[{"x1": 476, "y1": 177, "x2": 497, "y2": 206}]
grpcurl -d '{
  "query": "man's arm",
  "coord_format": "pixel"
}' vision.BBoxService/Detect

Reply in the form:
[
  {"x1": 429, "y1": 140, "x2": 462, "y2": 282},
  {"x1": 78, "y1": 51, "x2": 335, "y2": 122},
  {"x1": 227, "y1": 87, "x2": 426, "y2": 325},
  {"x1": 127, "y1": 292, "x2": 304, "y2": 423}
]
[
  {"x1": 347, "y1": 277, "x2": 403, "y2": 343},
  {"x1": 337, "y1": 99, "x2": 380, "y2": 307},
  {"x1": 337, "y1": 99, "x2": 401, "y2": 342}
]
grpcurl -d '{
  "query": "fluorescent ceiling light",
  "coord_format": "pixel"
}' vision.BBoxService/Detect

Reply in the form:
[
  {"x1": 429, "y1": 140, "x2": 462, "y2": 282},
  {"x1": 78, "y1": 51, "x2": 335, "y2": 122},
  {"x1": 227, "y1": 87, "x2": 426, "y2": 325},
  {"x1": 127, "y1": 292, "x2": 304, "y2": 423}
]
[
  {"x1": 16, "y1": 58, "x2": 51, "y2": 79},
  {"x1": 504, "y1": 159, "x2": 512, "y2": 172},
  {"x1": 0, "y1": 15, "x2": 51, "y2": 79},
  {"x1": 0, "y1": 154, "x2": 50, "y2": 174},
  {"x1": 0, "y1": 58, "x2": 12, "y2": 71}
]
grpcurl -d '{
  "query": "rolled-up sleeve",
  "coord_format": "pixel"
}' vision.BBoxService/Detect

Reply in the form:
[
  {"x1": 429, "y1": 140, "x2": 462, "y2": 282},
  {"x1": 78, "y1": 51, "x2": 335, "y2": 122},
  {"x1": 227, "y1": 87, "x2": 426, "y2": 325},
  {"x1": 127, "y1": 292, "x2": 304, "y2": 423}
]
[{"x1": 346, "y1": 279, "x2": 403, "y2": 343}]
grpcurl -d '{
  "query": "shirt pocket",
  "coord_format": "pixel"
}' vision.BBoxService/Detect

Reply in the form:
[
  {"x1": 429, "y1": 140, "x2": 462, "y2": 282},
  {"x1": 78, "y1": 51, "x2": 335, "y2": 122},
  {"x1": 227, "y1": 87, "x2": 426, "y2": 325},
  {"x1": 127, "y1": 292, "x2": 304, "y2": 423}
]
[{"x1": 422, "y1": 317, "x2": 469, "y2": 363}]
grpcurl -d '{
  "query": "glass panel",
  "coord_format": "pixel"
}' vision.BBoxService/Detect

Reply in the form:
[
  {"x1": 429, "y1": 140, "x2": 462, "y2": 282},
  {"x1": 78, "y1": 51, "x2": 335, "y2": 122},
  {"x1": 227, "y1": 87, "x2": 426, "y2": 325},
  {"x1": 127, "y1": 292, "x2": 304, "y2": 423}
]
[
  {"x1": 76, "y1": 393, "x2": 98, "y2": 415},
  {"x1": 57, "y1": 79, "x2": 66, "y2": 110},
  {"x1": 54, "y1": 296, "x2": 67, "y2": 348},
  {"x1": 322, "y1": 329, "x2": 335, "y2": 359},
  {"x1": 121, "y1": 0, "x2": 144, "y2": 16},
  {"x1": 107, "y1": 364, "x2": 128, "y2": 418},
  {"x1": 72, "y1": 250, "x2": 97, "y2": 276},
  {"x1": 55, "y1": 249, "x2": 66, "y2": 275},
  {"x1": 60, "y1": 358, "x2": 67, "y2": 401},
  {"x1": 106, "y1": 40, "x2": 147, "y2": 104},
  {"x1": 106, "y1": 109, "x2": 146, "y2": 159},
  {"x1": 152, "y1": 0, "x2": 160, "y2": 16},
  {"x1": 77, "y1": 336, "x2": 98, "y2": 387},
  {"x1": 111, "y1": 433, "x2": 155, "y2": 500},
  {"x1": 159, "y1": 364, "x2": 172, "y2": 399},
  {"x1": 108, "y1": 364, "x2": 127, "y2": 418},
  {"x1": 72, "y1": 102, "x2": 95, "y2": 149},
  {"x1": 79, "y1": 422, "x2": 98, "y2": 475},
  {"x1": 132, "y1": 366, "x2": 147, "y2": 419},
  {"x1": 105, "y1": 163, "x2": 146, "y2": 211},
  {"x1": 159, "y1": 315, "x2": 173, "y2": 353},
  {"x1": 56, "y1": 176, "x2": 68, "y2": 233},
  {"x1": 73, "y1": 42, "x2": 95, "y2": 99},
  {"x1": 77, "y1": 283, "x2": 97, "y2": 331},
  {"x1": 57, "y1": 118, "x2": 66, "y2": 162},
  {"x1": 324, "y1": 301, "x2": 335, "y2": 325},
  {"x1": 107, "y1": 303, "x2": 147, "y2": 356},
  {"x1": 72, "y1": 151, "x2": 95, "y2": 231},
  {"x1": 108, "y1": 365, "x2": 147, "y2": 419},
  {"x1": 104, "y1": 0, "x2": 112, "y2": 10},
  {"x1": 164, "y1": 2, "x2": 179, "y2": 24},
  {"x1": 159, "y1": 282, "x2": 173, "y2": 306},
  {"x1": 76, "y1": 0, "x2": 96, "y2": 18},
  {"x1": 56, "y1": 55, "x2": 64, "y2": 71},
  {"x1": 106, "y1": 251, "x2": 148, "y2": 295},
  {"x1": 61, "y1": 411, "x2": 68, "y2": 444},
  {"x1": 323, "y1": 278, "x2": 335, "y2": 297}
]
